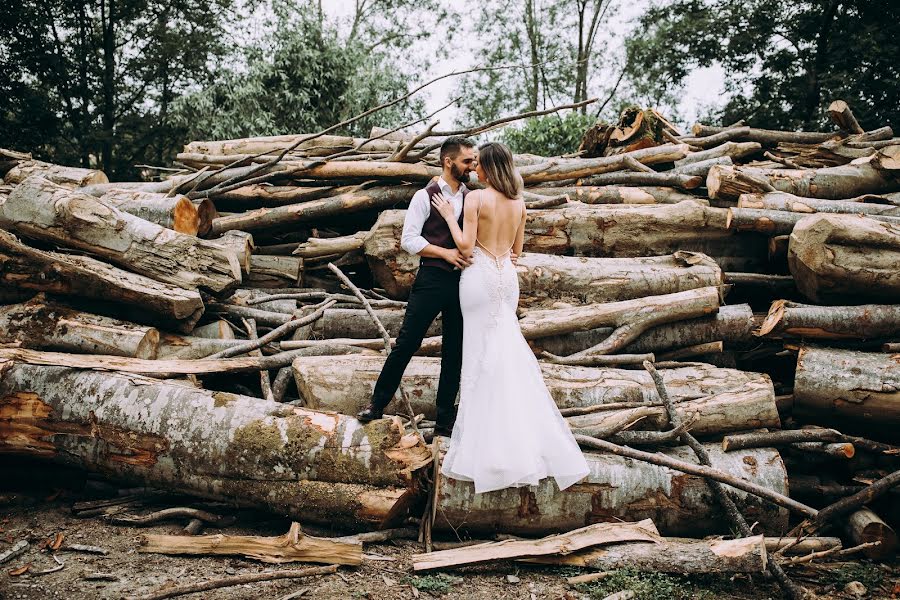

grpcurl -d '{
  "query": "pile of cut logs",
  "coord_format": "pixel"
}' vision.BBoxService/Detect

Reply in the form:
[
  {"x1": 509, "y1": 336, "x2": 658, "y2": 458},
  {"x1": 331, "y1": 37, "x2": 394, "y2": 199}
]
[{"x1": 0, "y1": 99, "x2": 897, "y2": 581}]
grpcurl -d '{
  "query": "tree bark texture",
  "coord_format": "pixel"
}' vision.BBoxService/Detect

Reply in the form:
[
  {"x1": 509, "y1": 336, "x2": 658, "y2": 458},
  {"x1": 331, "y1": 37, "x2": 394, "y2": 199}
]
[
  {"x1": 0, "y1": 361, "x2": 431, "y2": 530},
  {"x1": 788, "y1": 213, "x2": 900, "y2": 303},
  {"x1": 757, "y1": 300, "x2": 900, "y2": 340},
  {"x1": 4, "y1": 160, "x2": 108, "y2": 188},
  {"x1": 794, "y1": 346, "x2": 900, "y2": 426},
  {"x1": 97, "y1": 189, "x2": 217, "y2": 237},
  {"x1": 1, "y1": 177, "x2": 241, "y2": 294},
  {"x1": 525, "y1": 186, "x2": 702, "y2": 205}
]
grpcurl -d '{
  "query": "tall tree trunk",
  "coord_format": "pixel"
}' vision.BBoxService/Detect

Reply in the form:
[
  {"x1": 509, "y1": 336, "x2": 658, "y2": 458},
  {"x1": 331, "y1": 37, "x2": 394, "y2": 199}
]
[{"x1": 101, "y1": 0, "x2": 116, "y2": 174}]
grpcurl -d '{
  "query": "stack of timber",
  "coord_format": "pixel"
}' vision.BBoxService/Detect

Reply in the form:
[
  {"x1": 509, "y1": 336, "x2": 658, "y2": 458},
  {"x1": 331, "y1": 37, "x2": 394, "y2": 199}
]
[{"x1": 0, "y1": 97, "x2": 897, "y2": 572}]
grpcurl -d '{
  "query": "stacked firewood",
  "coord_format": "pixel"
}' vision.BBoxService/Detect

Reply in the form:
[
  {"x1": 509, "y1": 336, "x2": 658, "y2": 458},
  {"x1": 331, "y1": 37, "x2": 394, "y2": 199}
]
[{"x1": 0, "y1": 99, "x2": 898, "y2": 583}]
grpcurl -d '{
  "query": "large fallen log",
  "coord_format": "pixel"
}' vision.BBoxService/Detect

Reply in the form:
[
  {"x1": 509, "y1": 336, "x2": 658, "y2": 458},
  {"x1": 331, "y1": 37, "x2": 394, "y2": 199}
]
[
  {"x1": 0, "y1": 361, "x2": 431, "y2": 530},
  {"x1": 691, "y1": 124, "x2": 839, "y2": 145},
  {"x1": 0, "y1": 230, "x2": 204, "y2": 333},
  {"x1": 525, "y1": 186, "x2": 701, "y2": 205},
  {"x1": 182, "y1": 133, "x2": 406, "y2": 157},
  {"x1": 0, "y1": 177, "x2": 241, "y2": 294},
  {"x1": 210, "y1": 185, "x2": 416, "y2": 235},
  {"x1": 524, "y1": 535, "x2": 768, "y2": 574},
  {"x1": 788, "y1": 213, "x2": 900, "y2": 303},
  {"x1": 757, "y1": 300, "x2": 900, "y2": 340},
  {"x1": 0, "y1": 297, "x2": 159, "y2": 359},
  {"x1": 4, "y1": 159, "x2": 108, "y2": 187},
  {"x1": 432, "y1": 440, "x2": 789, "y2": 536},
  {"x1": 366, "y1": 203, "x2": 763, "y2": 298},
  {"x1": 674, "y1": 141, "x2": 763, "y2": 167},
  {"x1": 727, "y1": 207, "x2": 900, "y2": 235},
  {"x1": 707, "y1": 150, "x2": 900, "y2": 201},
  {"x1": 794, "y1": 346, "x2": 900, "y2": 426},
  {"x1": 517, "y1": 144, "x2": 689, "y2": 184},
  {"x1": 738, "y1": 191, "x2": 900, "y2": 217},
  {"x1": 97, "y1": 189, "x2": 216, "y2": 236},
  {"x1": 293, "y1": 355, "x2": 772, "y2": 420}
]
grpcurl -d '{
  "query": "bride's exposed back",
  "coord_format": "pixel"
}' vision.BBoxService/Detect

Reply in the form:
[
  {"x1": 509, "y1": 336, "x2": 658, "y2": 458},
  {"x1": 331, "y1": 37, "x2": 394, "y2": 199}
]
[{"x1": 430, "y1": 142, "x2": 590, "y2": 494}]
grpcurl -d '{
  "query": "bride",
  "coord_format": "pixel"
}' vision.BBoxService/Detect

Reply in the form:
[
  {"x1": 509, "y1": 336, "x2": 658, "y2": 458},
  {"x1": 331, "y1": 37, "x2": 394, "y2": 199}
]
[{"x1": 430, "y1": 142, "x2": 590, "y2": 494}]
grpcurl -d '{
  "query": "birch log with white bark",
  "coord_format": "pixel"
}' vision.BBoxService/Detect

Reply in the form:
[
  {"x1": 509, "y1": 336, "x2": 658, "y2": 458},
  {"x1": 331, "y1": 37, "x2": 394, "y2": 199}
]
[
  {"x1": 0, "y1": 361, "x2": 431, "y2": 530},
  {"x1": 0, "y1": 177, "x2": 241, "y2": 294}
]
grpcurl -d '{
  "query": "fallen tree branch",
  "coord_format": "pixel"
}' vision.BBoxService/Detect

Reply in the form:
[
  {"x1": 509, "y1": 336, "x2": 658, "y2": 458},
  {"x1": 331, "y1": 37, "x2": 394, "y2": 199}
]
[{"x1": 108, "y1": 507, "x2": 235, "y2": 528}]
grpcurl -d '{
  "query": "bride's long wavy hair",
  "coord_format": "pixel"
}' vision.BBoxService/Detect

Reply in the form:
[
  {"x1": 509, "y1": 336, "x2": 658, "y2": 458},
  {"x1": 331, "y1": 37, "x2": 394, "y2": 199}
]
[{"x1": 477, "y1": 142, "x2": 523, "y2": 200}]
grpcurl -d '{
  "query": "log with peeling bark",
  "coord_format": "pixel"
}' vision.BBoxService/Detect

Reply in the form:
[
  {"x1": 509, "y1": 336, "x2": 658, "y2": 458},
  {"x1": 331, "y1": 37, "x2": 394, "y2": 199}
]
[
  {"x1": 524, "y1": 535, "x2": 768, "y2": 574},
  {"x1": 0, "y1": 297, "x2": 159, "y2": 359},
  {"x1": 293, "y1": 355, "x2": 771, "y2": 420},
  {"x1": 516, "y1": 144, "x2": 689, "y2": 184},
  {"x1": 576, "y1": 171, "x2": 702, "y2": 189},
  {"x1": 670, "y1": 156, "x2": 733, "y2": 177},
  {"x1": 707, "y1": 150, "x2": 900, "y2": 201},
  {"x1": 208, "y1": 230, "x2": 253, "y2": 274},
  {"x1": 794, "y1": 346, "x2": 900, "y2": 426},
  {"x1": 0, "y1": 177, "x2": 241, "y2": 294},
  {"x1": 246, "y1": 255, "x2": 303, "y2": 287},
  {"x1": 141, "y1": 522, "x2": 362, "y2": 565},
  {"x1": 4, "y1": 159, "x2": 108, "y2": 187},
  {"x1": 214, "y1": 185, "x2": 354, "y2": 209},
  {"x1": 293, "y1": 232, "x2": 368, "y2": 258},
  {"x1": 691, "y1": 124, "x2": 839, "y2": 145},
  {"x1": 788, "y1": 213, "x2": 900, "y2": 303},
  {"x1": 154, "y1": 333, "x2": 271, "y2": 360},
  {"x1": 846, "y1": 508, "x2": 897, "y2": 559},
  {"x1": 366, "y1": 203, "x2": 764, "y2": 298},
  {"x1": 210, "y1": 185, "x2": 416, "y2": 235},
  {"x1": 674, "y1": 141, "x2": 763, "y2": 167},
  {"x1": 432, "y1": 439, "x2": 789, "y2": 536},
  {"x1": 525, "y1": 186, "x2": 702, "y2": 205},
  {"x1": 757, "y1": 300, "x2": 900, "y2": 340},
  {"x1": 0, "y1": 360, "x2": 431, "y2": 530},
  {"x1": 729, "y1": 207, "x2": 900, "y2": 235},
  {"x1": 738, "y1": 191, "x2": 900, "y2": 217},
  {"x1": 96, "y1": 189, "x2": 212, "y2": 236},
  {"x1": 412, "y1": 520, "x2": 661, "y2": 572},
  {"x1": 0, "y1": 230, "x2": 204, "y2": 333}
]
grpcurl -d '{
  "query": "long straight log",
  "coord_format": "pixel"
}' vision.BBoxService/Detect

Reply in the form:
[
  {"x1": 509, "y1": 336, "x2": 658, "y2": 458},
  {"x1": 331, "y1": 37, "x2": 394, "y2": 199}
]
[
  {"x1": 0, "y1": 230, "x2": 204, "y2": 332},
  {"x1": 674, "y1": 142, "x2": 763, "y2": 167},
  {"x1": 794, "y1": 346, "x2": 900, "y2": 426},
  {"x1": 728, "y1": 207, "x2": 900, "y2": 234},
  {"x1": 524, "y1": 186, "x2": 701, "y2": 205},
  {"x1": 691, "y1": 124, "x2": 839, "y2": 145},
  {"x1": 1, "y1": 177, "x2": 241, "y2": 294},
  {"x1": 670, "y1": 156, "x2": 733, "y2": 177},
  {"x1": 576, "y1": 171, "x2": 702, "y2": 189},
  {"x1": 293, "y1": 356, "x2": 771, "y2": 420},
  {"x1": 183, "y1": 133, "x2": 406, "y2": 156},
  {"x1": 0, "y1": 298, "x2": 159, "y2": 359},
  {"x1": 524, "y1": 535, "x2": 768, "y2": 574},
  {"x1": 757, "y1": 300, "x2": 900, "y2": 340},
  {"x1": 0, "y1": 361, "x2": 431, "y2": 530},
  {"x1": 211, "y1": 185, "x2": 416, "y2": 235},
  {"x1": 517, "y1": 144, "x2": 689, "y2": 184},
  {"x1": 738, "y1": 192, "x2": 900, "y2": 217},
  {"x1": 433, "y1": 439, "x2": 791, "y2": 536},
  {"x1": 788, "y1": 213, "x2": 900, "y2": 303}
]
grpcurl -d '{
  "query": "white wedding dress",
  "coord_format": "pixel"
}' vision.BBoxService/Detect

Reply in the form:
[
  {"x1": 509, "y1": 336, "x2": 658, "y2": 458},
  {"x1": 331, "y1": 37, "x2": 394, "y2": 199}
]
[{"x1": 440, "y1": 242, "x2": 591, "y2": 494}]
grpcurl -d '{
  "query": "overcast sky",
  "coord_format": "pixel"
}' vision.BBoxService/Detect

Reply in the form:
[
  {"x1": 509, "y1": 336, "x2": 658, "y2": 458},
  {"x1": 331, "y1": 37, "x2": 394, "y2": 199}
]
[{"x1": 321, "y1": 0, "x2": 727, "y2": 130}]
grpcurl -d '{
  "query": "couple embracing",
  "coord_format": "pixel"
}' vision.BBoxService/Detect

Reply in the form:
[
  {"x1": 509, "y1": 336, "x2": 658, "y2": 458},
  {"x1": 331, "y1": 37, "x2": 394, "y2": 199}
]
[{"x1": 357, "y1": 137, "x2": 589, "y2": 494}]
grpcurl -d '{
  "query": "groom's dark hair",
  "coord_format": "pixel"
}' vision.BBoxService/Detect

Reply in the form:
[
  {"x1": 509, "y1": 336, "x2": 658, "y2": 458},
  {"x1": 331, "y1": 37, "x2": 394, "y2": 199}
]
[{"x1": 439, "y1": 136, "x2": 476, "y2": 164}]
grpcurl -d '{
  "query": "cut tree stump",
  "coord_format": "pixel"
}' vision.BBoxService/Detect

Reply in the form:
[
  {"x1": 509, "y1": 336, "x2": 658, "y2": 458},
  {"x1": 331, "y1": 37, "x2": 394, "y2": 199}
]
[
  {"x1": 846, "y1": 508, "x2": 897, "y2": 559},
  {"x1": 794, "y1": 346, "x2": 900, "y2": 426},
  {"x1": 432, "y1": 439, "x2": 789, "y2": 537},
  {"x1": 0, "y1": 297, "x2": 159, "y2": 359},
  {"x1": 293, "y1": 355, "x2": 772, "y2": 421},
  {"x1": 757, "y1": 300, "x2": 900, "y2": 340},
  {"x1": 411, "y1": 520, "x2": 661, "y2": 571},
  {"x1": 0, "y1": 177, "x2": 241, "y2": 294},
  {"x1": 141, "y1": 522, "x2": 362, "y2": 565},
  {"x1": 788, "y1": 213, "x2": 900, "y2": 303},
  {"x1": 0, "y1": 230, "x2": 204, "y2": 333},
  {"x1": 0, "y1": 360, "x2": 431, "y2": 529},
  {"x1": 524, "y1": 535, "x2": 768, "y2": 574}
]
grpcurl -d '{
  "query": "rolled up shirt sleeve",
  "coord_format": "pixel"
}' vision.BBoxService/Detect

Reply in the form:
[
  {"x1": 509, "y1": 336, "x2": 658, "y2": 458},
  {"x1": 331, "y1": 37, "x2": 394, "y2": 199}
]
[{"x1": 400, "y1": 188, "x2": 431, "y2": 255}]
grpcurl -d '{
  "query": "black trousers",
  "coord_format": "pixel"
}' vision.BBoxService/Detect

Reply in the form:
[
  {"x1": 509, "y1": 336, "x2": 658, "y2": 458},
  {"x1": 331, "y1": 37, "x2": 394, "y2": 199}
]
[{"x1": 371, "y1": 266, "x2": 463, "y2": 430}]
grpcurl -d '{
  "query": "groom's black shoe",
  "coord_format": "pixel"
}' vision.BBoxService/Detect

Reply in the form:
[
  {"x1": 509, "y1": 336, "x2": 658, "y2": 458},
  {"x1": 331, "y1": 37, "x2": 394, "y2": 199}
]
[{"x1": 356, "y1": 403, "x2": 384, "y2": 423}]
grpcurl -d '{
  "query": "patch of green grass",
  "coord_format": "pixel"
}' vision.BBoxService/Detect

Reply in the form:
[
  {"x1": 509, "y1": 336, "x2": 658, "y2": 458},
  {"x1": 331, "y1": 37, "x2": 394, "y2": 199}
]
[
  {"x1": 403, "y1": 573, "x2": 460, "y2": 595},
  {"x1": 824, "y1": 561, "x2": 884, "y2": 590},
  {"x1": 575, "y1": 569, "x2": 717, "y2": 600}
]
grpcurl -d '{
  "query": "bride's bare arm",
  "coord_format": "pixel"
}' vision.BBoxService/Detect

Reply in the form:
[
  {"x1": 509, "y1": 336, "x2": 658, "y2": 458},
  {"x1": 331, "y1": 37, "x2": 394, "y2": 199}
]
[
  {"x1": 432, "y1": 190, "x2": 478, "y2": 254},
  {"x1": 512, "y1": 201, "x2": 526, "y2": 260}
]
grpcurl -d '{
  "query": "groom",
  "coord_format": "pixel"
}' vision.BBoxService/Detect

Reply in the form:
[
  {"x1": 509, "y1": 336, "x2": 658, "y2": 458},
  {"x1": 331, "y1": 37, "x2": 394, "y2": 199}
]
[{"x1": 356, "y1": 136, "x2": 477, "y2": 437}]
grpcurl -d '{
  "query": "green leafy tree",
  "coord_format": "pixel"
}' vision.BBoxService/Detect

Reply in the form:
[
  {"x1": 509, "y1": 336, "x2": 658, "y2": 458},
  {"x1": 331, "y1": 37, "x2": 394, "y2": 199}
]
[
  {"x1": 625, "y1": 0, "x2": 900, "y2": 130},
  {"x1": 500, "y1": 112, "x2": 596, "y2": 156}
]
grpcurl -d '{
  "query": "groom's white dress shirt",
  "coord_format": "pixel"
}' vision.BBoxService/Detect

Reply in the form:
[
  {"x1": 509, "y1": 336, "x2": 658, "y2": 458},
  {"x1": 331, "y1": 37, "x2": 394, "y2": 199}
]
[{"x1": 400, "y1": 176, "x2": 468, "y2": 255}]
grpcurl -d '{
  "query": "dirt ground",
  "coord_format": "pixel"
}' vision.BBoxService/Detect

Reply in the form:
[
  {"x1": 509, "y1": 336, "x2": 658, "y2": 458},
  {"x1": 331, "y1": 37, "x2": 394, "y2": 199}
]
[{"x1": 0, "y1": 465, "x2": 896, "y2": 600}]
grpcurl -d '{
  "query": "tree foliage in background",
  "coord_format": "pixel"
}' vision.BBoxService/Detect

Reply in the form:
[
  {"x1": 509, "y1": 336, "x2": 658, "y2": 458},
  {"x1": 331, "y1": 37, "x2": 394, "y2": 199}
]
[
  {"x1": 626, "y1": 0, "x2": 900, "y2": 131},
  {"x1": 500, "y1": 113, "x2": 596, "y2": 156},
  {"x1": 0, "y1": 0, "x2": 234, "y2": 178}
]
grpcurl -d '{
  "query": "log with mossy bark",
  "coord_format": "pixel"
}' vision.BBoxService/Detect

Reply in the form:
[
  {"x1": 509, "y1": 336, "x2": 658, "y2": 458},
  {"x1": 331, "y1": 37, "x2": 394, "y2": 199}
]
[
  {"x1": 788, "y1": 213, "x2": 900, "y2": 303},
  {"x1": 365, "y1": 203, "x2": 764, "y2": 298},
  {"x1": 794, "y1": 346, "x2": 900, "y2": 426},
  {"x1": 757, "y1": 300, "x2": 900, "y2": 340},
  {"x1": 0, "y1": 177, "x2": 241, "y2": 294},
  {"x1": 0, "y1": 360, "x2": 431, "y2": 530},
  {"x1": 0, "y1": 230, "x2": 205, "y2": 333},
  {"x1": 0, "y1": 297, "x2": 160, "y2": 359},
  {"x1": 432, "y1": 439, "x2": 789, "y2": 537},
  {"x1": 293, "y1": 355, "x2": 772, "y2": 423}
]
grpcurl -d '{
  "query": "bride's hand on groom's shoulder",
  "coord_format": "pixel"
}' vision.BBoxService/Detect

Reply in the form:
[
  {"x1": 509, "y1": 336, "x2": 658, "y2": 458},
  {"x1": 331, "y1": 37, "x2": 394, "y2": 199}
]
[{"x1": 430, "y1": 193, "x2": 455, "y2": 220}]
